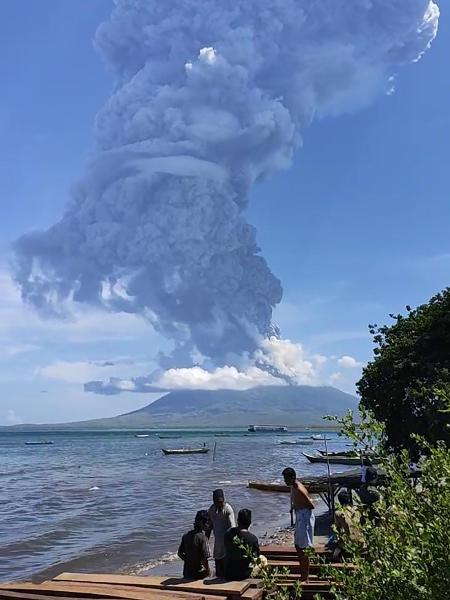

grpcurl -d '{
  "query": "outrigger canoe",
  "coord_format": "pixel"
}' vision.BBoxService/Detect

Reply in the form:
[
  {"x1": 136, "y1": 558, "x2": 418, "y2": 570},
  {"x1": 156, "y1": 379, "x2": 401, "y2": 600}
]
[
  {"x1": 162, "y1": 448, "x2": 209, "y2": 455},
  {"x1": 303, "y1": 452, "x2": 380, "y2": 465},
  {"x1": 248, "y1": 480, "x2": 290, "y2": 493}
]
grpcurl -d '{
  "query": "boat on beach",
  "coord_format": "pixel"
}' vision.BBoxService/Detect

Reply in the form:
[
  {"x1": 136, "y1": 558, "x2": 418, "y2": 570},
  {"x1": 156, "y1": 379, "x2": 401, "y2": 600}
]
[
  {"x1": 162, "y1": 447, "x2": 209, "y2": 455},
  {"x1": 248, "y1": 480, "x2": 290, "y2": 492},
  {"x1": 303, "y1": 451, "x2": 380, "y2": 465}
]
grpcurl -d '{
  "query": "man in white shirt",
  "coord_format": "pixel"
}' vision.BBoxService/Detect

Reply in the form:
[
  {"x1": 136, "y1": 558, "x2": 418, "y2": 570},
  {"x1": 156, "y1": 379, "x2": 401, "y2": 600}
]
[{"x1": 207, "y1": 488, "x2": 235, "y2": 578}]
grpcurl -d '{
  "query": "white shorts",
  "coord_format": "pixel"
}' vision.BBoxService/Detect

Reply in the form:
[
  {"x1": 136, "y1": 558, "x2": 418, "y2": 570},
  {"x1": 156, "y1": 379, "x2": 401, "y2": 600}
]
[{"x1": 294, "y1": 508, "x2": 315, "y2": 549}]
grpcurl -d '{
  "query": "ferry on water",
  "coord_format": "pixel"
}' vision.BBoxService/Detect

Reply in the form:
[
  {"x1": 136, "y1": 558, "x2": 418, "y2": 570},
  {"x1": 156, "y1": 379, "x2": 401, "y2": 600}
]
[{"x1": 248, "y1": 425, "x2": 288, "y2": 432}]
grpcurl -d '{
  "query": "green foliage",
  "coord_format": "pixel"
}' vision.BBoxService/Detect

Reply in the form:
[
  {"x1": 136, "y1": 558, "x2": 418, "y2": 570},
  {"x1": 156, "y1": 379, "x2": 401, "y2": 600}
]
[
  {"x1": 325, "y1": 414, "x2": 450, "y2": 600},
  {"x1": 357, "y1": 288, "x2": 450, "y2": 452},
  {"x1": 324, "y1": 407, "x2": 385, "y2": 454},
  {"x1": 233, "y1": 535, "x2": 292, "y2": 600}
]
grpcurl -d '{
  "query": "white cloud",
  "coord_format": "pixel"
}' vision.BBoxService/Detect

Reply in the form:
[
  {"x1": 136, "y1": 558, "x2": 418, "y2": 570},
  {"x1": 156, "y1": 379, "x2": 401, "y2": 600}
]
[
  {"x1": 157, "y1": 365, "x2": 282, "y2": 391},
  {"x1": 0, "y1": 270, "x2": 155, "y2": 344},
  {"x1": 0, "y1": 342, "x2": 40, "y2": 359},
  {"x1": 85, "y1": 336, "x2": 326, "y2": 395},
  {"x1": 311, "y1": 354, "x2": 328, "y2": 366},
  {"x1": 257, "y1": 337, "x2": 317, "y2": 385},
  {"x1": 5, "y1": 409, "x2": 23, "y2": 425},
  {"x1": 36, "y1": 359, "x2": 148, "y2": 385},
  {"x1": 337, "y1": 355, "x2": 364, "y2": 369},
  {"x1": 329, "y1": 372, "x2": 343, "y2": 384}
]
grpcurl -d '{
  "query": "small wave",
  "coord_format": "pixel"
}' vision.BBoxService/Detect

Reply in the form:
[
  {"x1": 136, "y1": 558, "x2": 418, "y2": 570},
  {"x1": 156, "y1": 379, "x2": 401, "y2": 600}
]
[
  {"x1": 131, "y1": 551, "x2": 179, "y2": 574},
  {"x1": 218, "y1": 480, "x2": 247, "y2": 485}
]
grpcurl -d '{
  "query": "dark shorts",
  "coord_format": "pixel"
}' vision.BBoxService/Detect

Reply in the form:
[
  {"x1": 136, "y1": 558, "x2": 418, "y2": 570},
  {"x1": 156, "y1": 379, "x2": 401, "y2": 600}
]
[{"x1": 215, "y1": 558, "x2": 225, "y2": 578}]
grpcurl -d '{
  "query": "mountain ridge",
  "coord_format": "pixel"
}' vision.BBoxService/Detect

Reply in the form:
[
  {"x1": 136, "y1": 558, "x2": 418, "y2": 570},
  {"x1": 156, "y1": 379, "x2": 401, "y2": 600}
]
[{"x1": 0, "y1": 385, "x2": 358, "y2": 430}]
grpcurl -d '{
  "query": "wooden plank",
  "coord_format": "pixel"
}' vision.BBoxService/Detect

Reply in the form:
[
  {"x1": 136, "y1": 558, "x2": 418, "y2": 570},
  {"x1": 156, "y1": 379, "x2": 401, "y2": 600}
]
[
  {"x1": 239, "y1": 589, "x2": 263, "y2": 600},
  {"x1": 53, "y1": 574, "x2": 249, "y2": 597},
  {"x1": 267, "y1": 560, "x2": 355, "y2": 573},
  {"x1": 260, "y1": 544, "x2": 328, "y2": 556},
  {"x1": 276, "y1": 574, "x2": 332, "y2": 583},
  {"x1": 0, "y1": 583, "x2": 212, "y2": 600},
  {"x1": 0, "y1": 592, "x2": 97, "y2": 600}
]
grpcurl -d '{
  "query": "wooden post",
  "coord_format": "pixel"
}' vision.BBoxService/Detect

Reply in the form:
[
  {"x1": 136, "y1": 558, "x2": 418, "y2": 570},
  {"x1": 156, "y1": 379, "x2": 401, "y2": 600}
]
[
  {"x1": 213, "y1": 441, "x2": 217, "y2": 462},
  {"x1": 323, "y1": 434, "x2": 335, "y2": 517}
]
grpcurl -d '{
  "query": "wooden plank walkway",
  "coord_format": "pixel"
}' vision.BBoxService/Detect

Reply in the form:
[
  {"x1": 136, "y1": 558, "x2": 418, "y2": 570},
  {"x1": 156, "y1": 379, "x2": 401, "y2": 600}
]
[
  {"x1": 53, "y1": 574, "x2": 249, "y2": 597},
  {"x1": 0, "y1": 544, "x2": 345, "y2": 600}
]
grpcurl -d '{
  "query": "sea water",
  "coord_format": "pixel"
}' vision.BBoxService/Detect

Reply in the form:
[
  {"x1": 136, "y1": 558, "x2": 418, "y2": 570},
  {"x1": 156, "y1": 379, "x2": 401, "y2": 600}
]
[{"x1": 0, "y1": 429, "x2": 347, "y2": 581}]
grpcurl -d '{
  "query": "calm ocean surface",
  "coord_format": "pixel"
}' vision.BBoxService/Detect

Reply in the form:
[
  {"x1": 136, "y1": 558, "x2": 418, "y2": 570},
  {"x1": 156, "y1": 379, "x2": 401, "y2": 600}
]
[{"x1": 0, "y1": 429, "x2": 349, "y2": 582}]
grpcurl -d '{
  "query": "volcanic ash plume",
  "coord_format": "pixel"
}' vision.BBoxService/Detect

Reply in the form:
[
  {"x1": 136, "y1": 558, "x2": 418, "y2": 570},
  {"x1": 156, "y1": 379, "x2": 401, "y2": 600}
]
[{"x1": 14, "y1": 0, "x2": 439, "y2": 379}]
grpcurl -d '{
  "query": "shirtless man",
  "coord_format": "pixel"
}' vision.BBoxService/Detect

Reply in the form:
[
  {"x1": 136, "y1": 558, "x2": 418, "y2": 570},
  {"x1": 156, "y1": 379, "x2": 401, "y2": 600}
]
[{"x1": 282, "y1": 467, "x2": 315, "y2": 581}]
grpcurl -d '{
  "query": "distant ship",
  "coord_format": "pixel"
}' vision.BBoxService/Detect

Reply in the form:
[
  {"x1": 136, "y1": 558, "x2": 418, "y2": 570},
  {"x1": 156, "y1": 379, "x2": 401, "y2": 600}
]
[{"x1": 248, "y1": 425, "x2": 288, "y2": 432}]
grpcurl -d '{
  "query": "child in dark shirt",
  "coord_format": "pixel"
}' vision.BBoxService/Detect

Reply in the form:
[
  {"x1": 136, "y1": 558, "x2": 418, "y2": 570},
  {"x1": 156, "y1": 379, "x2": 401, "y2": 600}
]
[
  {"x1": 224, "y1": 508, "x2": 259, "y2": 581},
  {"x1": 178, "y1": 510, "x2": 210, "y2": 579}
]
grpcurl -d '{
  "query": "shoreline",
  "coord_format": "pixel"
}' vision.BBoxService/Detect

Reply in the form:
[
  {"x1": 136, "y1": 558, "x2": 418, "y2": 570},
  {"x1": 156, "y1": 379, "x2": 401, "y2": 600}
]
[{"x1": 143, "y1": 496, "x2": 331, "y2": 577}]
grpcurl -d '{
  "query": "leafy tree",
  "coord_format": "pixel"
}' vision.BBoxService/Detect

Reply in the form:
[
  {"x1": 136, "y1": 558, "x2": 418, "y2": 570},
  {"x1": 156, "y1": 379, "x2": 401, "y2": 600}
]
[
  {"x1": 357, "y1": 288, "x2": 450, "y2": 452},
  {"x1": 324, "y1": 412, "x2": 450, "y2": 600}
]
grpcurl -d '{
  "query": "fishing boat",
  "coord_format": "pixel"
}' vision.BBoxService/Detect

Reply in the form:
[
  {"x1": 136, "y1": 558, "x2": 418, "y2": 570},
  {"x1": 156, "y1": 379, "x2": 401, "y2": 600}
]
[
  {"x1": 311, "y1": 434, "x2": 325, "y2": 440},
  {"x1": 248, "y1": 425, "x2": 288, "y2": 432},
  {"x1": 25, "y1": 441, "x2": 53, "y2": 446},
  {"x1": 162, "y1": 447, "x2": 209, "y2": 455},
  {"x1": 318, "y1": 449, "x2": 357, "y2": 457},
  {"x1": 248, "y1": 480, "x2": 290, "y2": 493},
  {"x1": 302, "y1": 452, "x2": 380, "y2": 465},
  {"x1": 135, "y1": 434, "x2": 150, "y2": 438},
  {"x1": 279, "y1": 440, "x2": 314, "y2": 446}
]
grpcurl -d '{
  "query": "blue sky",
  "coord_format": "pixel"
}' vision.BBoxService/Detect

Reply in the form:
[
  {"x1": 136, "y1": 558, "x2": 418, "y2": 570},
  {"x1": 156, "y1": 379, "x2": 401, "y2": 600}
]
[{"x1": 0, "y1": 2, "x2": 448, "y2": 424}]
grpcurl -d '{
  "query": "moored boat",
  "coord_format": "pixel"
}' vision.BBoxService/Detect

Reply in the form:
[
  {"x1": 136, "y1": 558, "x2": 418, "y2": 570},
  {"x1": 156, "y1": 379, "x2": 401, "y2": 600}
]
[
  {"x1": 162, "y1": 447, "x2": 209, "y2": 455},
  {"x1": 248, "y1": 425, "x2": 288, "y2": 432},
  {"x1": 279, "y1": 440, "x2": 314, "y2": 446},
  {"x1": 302, "y1": 452, "x2": 380, "y2": 465},
  {"x1": 25, "y1": 441, "x2": 53, "y2": 446},
  {"x1": 135, "y1": 434, "x2": 150, "y2": 438},
  {"x1": 318, "y1": 449, "x2": 357, "y2": 457}
]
